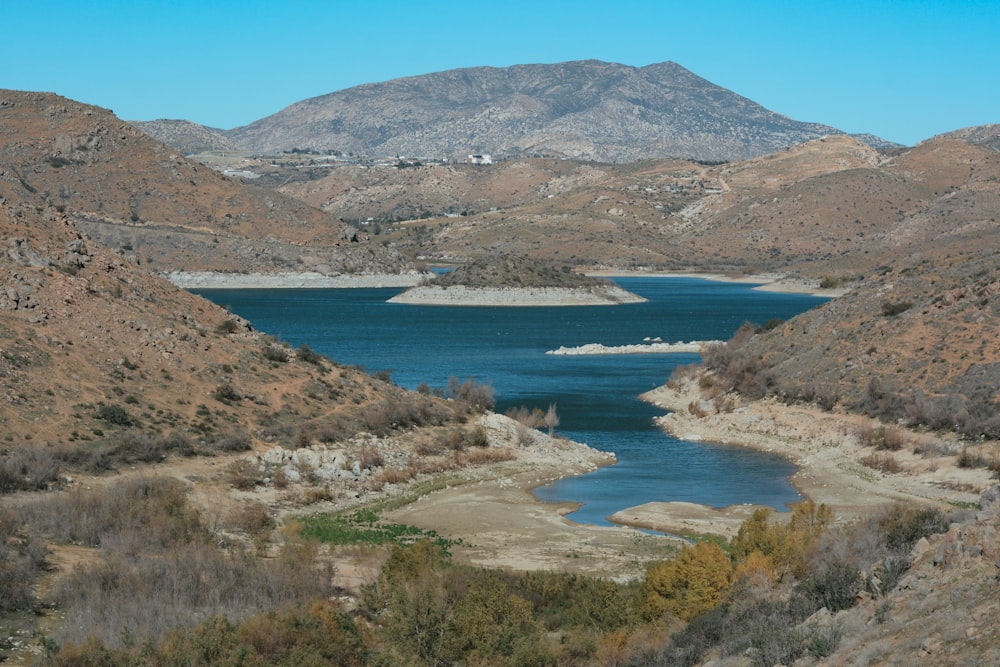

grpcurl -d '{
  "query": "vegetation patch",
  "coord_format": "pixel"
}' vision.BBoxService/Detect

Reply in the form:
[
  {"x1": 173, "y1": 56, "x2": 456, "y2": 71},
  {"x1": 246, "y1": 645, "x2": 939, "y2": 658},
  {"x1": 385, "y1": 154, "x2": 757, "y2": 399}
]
[{"x1": 298, "y1": 508, "x2": 457, "y2": 552}]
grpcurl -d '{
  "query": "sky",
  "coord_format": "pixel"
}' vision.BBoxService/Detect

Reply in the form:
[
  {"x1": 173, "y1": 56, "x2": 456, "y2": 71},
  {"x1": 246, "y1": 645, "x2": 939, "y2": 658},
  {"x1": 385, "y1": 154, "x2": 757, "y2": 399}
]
[{"x1": 4, "y1": 0, "x2": 998, "y2": 146}]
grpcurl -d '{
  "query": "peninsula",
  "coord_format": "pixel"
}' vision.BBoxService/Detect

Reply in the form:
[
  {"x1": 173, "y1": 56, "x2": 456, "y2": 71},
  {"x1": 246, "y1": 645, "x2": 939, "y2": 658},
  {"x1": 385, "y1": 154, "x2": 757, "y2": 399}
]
[{"x1": 388, "y1": 256, "x2": 646, "y2": 306}]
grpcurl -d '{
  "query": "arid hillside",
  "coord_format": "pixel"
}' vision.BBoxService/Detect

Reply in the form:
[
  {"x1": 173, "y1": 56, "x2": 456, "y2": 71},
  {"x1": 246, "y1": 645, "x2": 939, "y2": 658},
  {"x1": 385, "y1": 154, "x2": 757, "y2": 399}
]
[
  {"x1": 0, "y1": 90, "x2": 409, "y2": 276},
  {"x1": 223, "y1": 60, "x2": 897, "y2": 162},
  {"x1": 0, "y1": 167, "x2": 402, "y2": 455},
  {"x1": 265, "y1": 133, "x2": 1000, "y2": 282}
]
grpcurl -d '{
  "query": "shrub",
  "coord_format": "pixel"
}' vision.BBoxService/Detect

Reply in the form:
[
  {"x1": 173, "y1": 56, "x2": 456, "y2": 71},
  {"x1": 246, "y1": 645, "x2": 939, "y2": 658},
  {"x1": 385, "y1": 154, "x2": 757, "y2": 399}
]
[
  {"x1": 0, "y1": 446, "x2": 60, "y2": 493},
  {"x1": 857, "y1": 424, "x2": 906, "y2": 451},
  {"x1": 860, "y1": 452, "x2": 903, "y2": 474},
  {"x1": 794, "y1": 560, "x2": 861, "y2": 612},
  {"x1": 262, "y1": 344, "x2": 289, "y2": 363},
  {"x1": 95, "y1": 403, "x2": 134, "y2": 426},
  {"x1": 881, "y1": 300, "x2": 913, "y2": 316},
  {"x1": 296, "y1": 343, "x2": 324, "y2": 365},
  {"x1": 447, "y1": 376, "x2": 495, "y2": 414},
  {"x1": 216, "y1": 318, "x2": 240, "y2": 334},
  {"x1": 227, "y1": 459, "x2": 265, "y2": 490},
  {"x1": 212, "y1": 382, "x2": 241, "y2": 404},
  {"x1": 206, "y1": 430, "x2": 251, "y2": 453}
]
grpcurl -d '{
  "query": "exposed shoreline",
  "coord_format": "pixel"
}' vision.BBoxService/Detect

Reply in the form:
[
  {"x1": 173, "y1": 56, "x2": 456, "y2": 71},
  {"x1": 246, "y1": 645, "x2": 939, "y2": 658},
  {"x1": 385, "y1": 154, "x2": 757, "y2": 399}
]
[
  {"x1": 162, "y1": 270, "x2": 427, "y2": 289},
  {"x1": 162, "y1": 268, "x2": 849, "y2": 298},
  {"x1": 586, "y1": 269, "x2": 851, "y2": 297},
  {"x1": 633, "y1": 378, "x2": 993, "y2": 530}
]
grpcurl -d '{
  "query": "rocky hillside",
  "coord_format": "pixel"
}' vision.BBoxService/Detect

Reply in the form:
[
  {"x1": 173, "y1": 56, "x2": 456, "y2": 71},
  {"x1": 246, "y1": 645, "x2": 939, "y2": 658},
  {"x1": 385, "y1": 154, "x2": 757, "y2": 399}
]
[
  {"x1": 129, "y1": 119, "x2": 240, "y2": 155},
  {"x1": 0, "y1": 153, "x2": 406, "y2": 455},
  {"x1": 935, "y1": 123, "x2": 1000, "y2": 152},
  {"x1": 0, "y1": 90, "x2": 409, "y2": 276},
  {"x1": 299, "y1": 133, "x2": 996, "y2": 280},
  {"x1": 224, "y1": 60, "x2": 895, "y2": 162}
]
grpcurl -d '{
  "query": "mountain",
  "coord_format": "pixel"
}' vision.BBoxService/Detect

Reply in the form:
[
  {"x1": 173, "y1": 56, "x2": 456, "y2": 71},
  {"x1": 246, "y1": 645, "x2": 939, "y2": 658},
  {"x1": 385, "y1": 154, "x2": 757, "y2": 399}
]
[
  {"x1": 934, "y1": 123, "x2": 1000, "y2": 152},
  {"x1": 0, "y1": 90, "x2": 408, "y2": 276},
  {"x1": 129, "y1": 118, "x2": 240, "y2": 155},
  {"x1": 223, "y1": 60, "x2": 896, "y2": 162}
]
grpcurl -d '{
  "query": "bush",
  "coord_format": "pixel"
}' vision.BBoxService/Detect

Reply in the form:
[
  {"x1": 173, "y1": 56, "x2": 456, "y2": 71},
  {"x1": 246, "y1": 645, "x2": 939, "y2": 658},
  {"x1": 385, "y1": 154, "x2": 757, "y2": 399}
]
[
  {"x1": 447, "y1": 376, "x2": 495, "y2": 414},
  {"x1": 860, "y1": 452, "x2": 903, "y2": 474},
  {"x1": 95, "y1": 403, "x2": 134, "y2": 426},
  {"x1": 881, "y1": 300, "x2": 913, "y2": 316},
  {"x1": 212, "y1": 382, "x2": 241, "y2": 404},
  {"x1": 794, "y1": 560, "x2": 861, "y2": 612},
  {"x1": 296, "y1": 343, "x2": 324, "y2": 365},
  {"x1": 0, "y1": 446, "x2": 60, "y2": 493},
  {"x1": 857, "y1": 424, "x2": 906, "y2": 451},
  {"x1": 216, "y1": 318, "x2": 241, "y2": 334},
  {"x1": 262, "y1": 344, "x2": 289, "y2": 363},
  {"x1": 227, "y1": 459, "x2": 265, "y2": 490},
  {"x1": 0, "y1": 508, "x2": 48, "y2": 613},
  {"x1": 205, "y1": 430, "x2": 251, "y2": 453}
]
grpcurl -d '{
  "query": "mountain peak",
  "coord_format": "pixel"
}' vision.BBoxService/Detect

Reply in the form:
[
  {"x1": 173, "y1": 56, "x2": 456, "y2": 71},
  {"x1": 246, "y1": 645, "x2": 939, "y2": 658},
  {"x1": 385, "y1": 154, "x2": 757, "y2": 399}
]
[{"x1": 225, "y1": 60, "x2": 886, "y2": 162}]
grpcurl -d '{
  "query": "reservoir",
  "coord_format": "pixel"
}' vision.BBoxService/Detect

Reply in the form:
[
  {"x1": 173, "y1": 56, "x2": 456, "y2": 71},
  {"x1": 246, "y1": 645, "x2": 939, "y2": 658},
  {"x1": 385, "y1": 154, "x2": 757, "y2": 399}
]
[{"x1": 194, "y1": 277, "x2": 826, "y2": 526}]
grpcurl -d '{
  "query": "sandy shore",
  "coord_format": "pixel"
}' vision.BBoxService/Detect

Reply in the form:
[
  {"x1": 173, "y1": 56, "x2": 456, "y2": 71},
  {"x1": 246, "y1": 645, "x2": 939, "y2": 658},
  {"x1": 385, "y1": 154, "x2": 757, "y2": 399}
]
[
  {"x1": 376, "y1": 414, "x2": 683, "y2": 578},
  {"x1": 163, "y1": 270, "x2": 427, "y2": 289},
  {"x1": 387, "y1": 284, "x2": 647, "y2": 306}
]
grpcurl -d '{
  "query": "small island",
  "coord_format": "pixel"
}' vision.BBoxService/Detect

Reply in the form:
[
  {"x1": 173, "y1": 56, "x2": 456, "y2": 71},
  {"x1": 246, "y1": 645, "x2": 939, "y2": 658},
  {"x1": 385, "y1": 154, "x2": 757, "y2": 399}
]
[{"x1": 388, "y1": 256, "x2": 647, "y2": 306}]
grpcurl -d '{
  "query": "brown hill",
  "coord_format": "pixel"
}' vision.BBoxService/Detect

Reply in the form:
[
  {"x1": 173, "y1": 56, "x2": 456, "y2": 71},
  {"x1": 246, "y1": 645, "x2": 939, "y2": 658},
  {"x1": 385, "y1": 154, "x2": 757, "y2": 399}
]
[
  {"x1": 306, "y1": 134, "x2": 997, "y2": 281},
  {"x1": 224, "y1": 60, "x2": 897, "y2": 162},
  {"x1": 0, "y1": 160, "x2": 412, "y2": 454},
  {"x1": 0, "y1": 90, "x2": 409, "y2": 277}
]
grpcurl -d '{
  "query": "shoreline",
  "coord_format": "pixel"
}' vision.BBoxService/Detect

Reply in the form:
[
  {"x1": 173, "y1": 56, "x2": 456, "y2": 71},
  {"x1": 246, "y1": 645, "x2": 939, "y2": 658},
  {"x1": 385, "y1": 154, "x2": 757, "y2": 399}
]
[
  {"x1": 636, "y1": 379, "x2": 992, "y2": 528},
  {"x1": 586, "y1": 269, "x2": 851, "y2": 297},
  {"x1": 162, "y1": 270, "x2": 427, "y2": 289},
  {"x1": 162, "y1": 269, "x2": 849, "y2": 298}
]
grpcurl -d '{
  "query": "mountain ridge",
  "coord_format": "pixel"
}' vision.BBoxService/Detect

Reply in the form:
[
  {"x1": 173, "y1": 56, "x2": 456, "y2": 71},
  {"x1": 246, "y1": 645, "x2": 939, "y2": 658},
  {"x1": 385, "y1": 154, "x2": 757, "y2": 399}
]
[{"x1": 217, "y1": 60, "x2": 897, "y2": 162}]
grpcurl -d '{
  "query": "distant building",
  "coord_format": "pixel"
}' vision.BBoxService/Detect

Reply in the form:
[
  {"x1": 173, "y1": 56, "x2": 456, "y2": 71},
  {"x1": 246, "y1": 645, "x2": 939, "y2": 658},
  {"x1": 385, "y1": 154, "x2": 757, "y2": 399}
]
[{"x1": 466, "y1": 154, "x2": 493, "y2": 165}]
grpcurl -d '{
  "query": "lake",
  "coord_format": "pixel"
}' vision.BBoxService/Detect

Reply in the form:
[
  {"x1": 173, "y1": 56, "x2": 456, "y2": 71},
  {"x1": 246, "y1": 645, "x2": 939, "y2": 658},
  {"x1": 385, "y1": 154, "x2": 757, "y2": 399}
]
[{"x1": 194, "y1": 277, "x2": 826, "y2": 526}]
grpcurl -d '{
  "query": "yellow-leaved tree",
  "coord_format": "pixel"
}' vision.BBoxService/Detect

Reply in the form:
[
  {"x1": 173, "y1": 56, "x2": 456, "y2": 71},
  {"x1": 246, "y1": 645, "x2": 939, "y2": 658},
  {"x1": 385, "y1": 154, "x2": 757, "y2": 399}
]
[{"x1": 643, "y1": 541, "x2": 732, "y2": 621}]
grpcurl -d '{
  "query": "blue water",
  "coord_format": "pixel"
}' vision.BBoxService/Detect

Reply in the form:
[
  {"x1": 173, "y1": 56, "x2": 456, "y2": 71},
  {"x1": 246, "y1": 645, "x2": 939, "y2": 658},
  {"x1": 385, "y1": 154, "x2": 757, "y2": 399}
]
[{"x1": 194, "y1": 277, "x2": 826, "y2": 526}]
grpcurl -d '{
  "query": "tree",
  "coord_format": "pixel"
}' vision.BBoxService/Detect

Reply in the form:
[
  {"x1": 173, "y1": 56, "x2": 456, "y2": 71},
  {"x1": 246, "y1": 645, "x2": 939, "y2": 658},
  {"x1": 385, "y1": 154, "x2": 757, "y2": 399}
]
[
  {"x1": 544, "y1": 403, "x2": 560, "y2": 436},
  {"x1": 643, "y1": 541, "x2": 732, "y2": 621}
]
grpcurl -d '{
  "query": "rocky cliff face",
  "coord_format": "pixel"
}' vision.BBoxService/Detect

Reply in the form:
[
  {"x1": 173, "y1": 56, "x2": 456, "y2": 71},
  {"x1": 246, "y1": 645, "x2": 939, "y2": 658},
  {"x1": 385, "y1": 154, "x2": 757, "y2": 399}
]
[{"x1": 224, "y1": 60, "x2": 895, "y2": 162}]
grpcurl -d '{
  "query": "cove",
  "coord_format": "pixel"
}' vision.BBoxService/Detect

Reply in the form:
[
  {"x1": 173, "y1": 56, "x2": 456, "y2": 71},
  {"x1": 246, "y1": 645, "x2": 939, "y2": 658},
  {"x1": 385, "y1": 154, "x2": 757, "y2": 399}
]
[{"x1": 193, "y1": 277, "x2": 827, "y2": 527}]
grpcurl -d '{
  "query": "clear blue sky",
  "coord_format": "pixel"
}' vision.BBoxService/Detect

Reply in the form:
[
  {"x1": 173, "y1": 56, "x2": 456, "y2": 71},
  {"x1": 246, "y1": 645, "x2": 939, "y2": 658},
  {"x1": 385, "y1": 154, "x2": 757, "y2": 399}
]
[{"x1": 5, "y1": 0, "x2": 997, "y2": 146}]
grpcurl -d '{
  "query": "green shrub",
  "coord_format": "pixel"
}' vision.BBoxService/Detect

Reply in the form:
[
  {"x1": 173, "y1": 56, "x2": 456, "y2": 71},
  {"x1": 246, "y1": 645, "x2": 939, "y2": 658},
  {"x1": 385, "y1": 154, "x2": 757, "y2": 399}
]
[
  {"x1": 212, "y1": 383, "x2": 241, "y2": 404},
  {"x1": 95, "y1": 403, "x2": 133, "y2": 426}
]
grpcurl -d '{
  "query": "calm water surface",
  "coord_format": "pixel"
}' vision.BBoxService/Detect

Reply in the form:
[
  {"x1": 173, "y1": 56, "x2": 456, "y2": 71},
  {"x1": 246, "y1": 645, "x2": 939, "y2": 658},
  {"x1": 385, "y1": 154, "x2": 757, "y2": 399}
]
[{"x1": 195, "y1": 277, "x2": 826, "y2": 526}]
